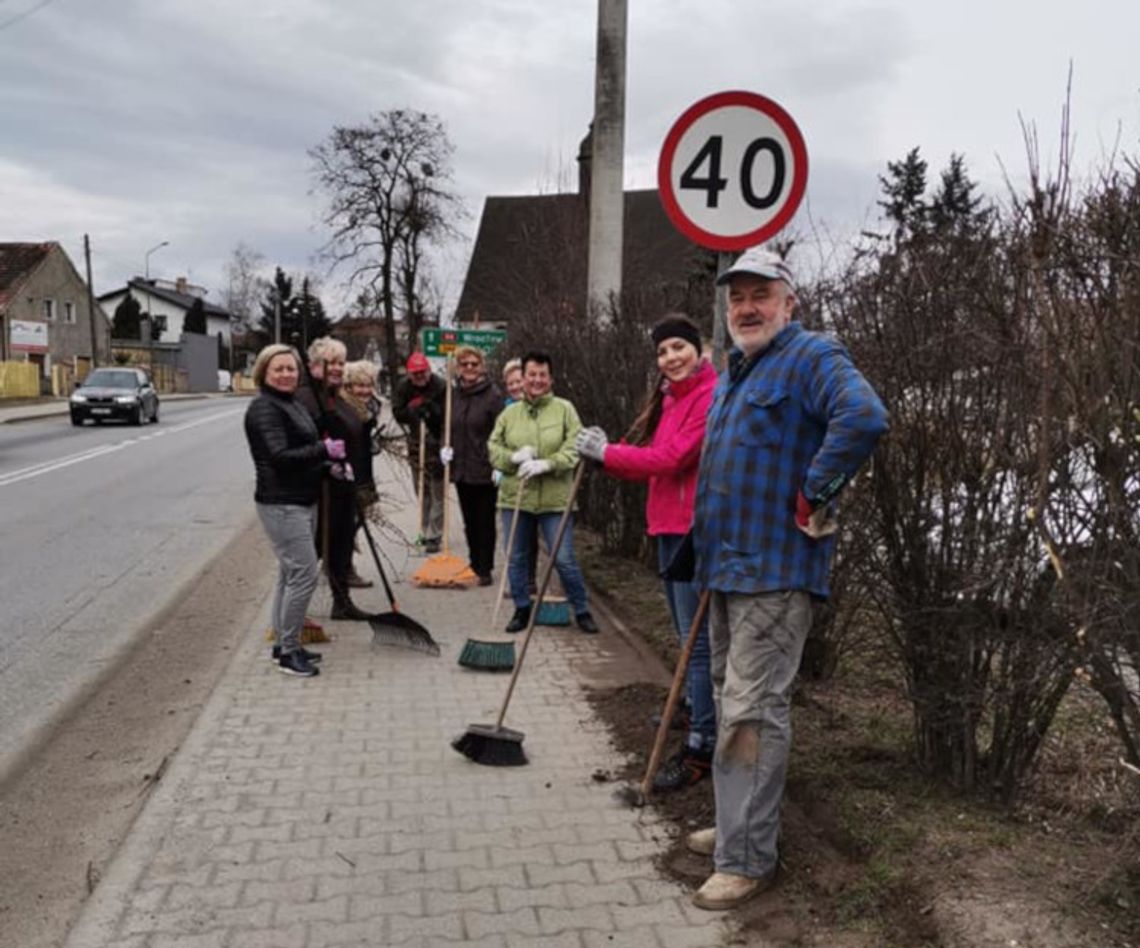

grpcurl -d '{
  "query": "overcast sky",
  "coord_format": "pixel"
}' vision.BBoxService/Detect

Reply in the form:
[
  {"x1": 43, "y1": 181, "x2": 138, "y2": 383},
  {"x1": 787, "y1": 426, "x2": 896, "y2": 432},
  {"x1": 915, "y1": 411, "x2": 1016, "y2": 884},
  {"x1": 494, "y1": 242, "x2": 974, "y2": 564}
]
[{"x1": 2, "y1": 0, "x2": 1137, "y2": 319}]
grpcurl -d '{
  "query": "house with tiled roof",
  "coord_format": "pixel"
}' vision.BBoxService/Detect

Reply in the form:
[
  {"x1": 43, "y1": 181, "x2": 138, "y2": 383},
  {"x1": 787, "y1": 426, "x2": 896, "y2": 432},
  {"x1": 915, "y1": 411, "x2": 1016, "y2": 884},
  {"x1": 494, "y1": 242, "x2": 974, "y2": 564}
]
[
  {"x1": 455, "y1": 129, "x2": 714, "y2": 328},
  {"x1": 0, "y1": 241, "x2": 111, "y2": 386},
  {"x1": 98, "y1": 276, "x2": 233, "y2": 344}
]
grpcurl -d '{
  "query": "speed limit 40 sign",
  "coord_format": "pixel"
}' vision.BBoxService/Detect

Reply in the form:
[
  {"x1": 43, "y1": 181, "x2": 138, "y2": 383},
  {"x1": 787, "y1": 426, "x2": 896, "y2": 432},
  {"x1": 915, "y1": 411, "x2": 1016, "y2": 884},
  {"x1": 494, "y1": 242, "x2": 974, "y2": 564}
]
[{"x1": 657, "y1": 90, "x2": 808, "y2": 251}]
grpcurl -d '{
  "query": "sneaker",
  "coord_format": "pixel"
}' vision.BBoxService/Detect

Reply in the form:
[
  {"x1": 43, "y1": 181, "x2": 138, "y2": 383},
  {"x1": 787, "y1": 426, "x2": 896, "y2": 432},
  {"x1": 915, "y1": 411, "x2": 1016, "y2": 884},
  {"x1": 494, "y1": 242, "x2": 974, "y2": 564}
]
[
  {"x1": 692, "y1": 871, "x2": 774, "y2": 911},
  {"x1": 346, "y1": 570, "x2": 374, "y2": 588},
  {"x1": 271, "y1": 646, "x2": 323, "y2": 664},
  {"x1": 686, "y1": 827, "x2": 716, "y2": 856},
  {"x1": 277, "y1": 650, "x2": 319, "y2": 677},
  {"x1": 505, "y1": 605, "x2": 532, "y2": 633},
  {"x1": 575, "y1": 611, "x2": 600, "y2": 634},
  {"x1": 477, "y1": 573, "x2": 493, "y2": 587},
  {"x1": 652, "y1": 746, "x2": 712, "y2": 792}
]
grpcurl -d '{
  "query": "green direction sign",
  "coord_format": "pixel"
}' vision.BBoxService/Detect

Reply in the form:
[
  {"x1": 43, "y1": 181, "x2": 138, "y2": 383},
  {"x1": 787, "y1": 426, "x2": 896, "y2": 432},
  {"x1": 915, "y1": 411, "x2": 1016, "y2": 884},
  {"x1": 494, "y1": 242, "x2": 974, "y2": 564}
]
[{"x1": 420, "y1": 327, "x2": 507, "y2": 357}]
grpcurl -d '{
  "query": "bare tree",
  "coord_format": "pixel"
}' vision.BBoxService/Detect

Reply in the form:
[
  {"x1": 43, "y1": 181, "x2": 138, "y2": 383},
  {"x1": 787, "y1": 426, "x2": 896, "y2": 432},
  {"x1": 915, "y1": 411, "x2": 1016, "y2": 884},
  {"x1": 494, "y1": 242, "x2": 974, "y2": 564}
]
[
  {"x1": 223, "y1": 241, "x2": 268, "y2": 333},
  {"x1": 310, "y1": 110, "x2": 464, "y2": 384}
]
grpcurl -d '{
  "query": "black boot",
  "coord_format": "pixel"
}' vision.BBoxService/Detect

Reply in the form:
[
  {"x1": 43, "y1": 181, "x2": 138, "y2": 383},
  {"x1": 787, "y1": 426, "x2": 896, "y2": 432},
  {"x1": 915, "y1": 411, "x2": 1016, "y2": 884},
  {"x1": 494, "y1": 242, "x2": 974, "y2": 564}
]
[
  {"x1": 505, "y1": 605, "x2": 532, "y2": 633},
  {"x1": 331, "y1": 599, "x2": 372, "y2": 621}
]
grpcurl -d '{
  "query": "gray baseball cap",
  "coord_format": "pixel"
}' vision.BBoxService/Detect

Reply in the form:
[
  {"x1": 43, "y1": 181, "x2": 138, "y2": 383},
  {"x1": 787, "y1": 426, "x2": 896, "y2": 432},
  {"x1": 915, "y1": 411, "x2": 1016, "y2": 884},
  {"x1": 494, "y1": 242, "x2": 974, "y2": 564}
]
[{"x1": 716, "y1": 246, "x2": 795, "y2": 288}]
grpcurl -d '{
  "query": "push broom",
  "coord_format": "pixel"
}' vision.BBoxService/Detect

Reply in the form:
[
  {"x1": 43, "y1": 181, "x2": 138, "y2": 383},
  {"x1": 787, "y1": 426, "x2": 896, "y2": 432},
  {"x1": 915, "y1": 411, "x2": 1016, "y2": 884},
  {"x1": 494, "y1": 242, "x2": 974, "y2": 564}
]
[
  {"x1": 413, "y1": 354, "x2": 478, "y2": 589},
  {"x1": 457, "y1": 485, "x2": 525, "y2": 671},
  {"x1": 358, "y1": 510, "x2": 440, "y2": 656},
  {"x1": 452, "y1": 463, "x2": 587, "y2": 766}
]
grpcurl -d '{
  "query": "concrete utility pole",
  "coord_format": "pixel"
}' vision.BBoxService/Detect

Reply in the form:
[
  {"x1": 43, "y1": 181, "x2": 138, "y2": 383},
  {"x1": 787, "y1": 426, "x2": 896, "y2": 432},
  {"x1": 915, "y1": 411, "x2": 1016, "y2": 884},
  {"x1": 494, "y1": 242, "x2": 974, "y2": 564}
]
[
  {"x1": 83, "y1": 234, "x2": 99, "y2": 369},
  {"x1": 586, "y1": 0, "x2": 628, "y2": 326}
]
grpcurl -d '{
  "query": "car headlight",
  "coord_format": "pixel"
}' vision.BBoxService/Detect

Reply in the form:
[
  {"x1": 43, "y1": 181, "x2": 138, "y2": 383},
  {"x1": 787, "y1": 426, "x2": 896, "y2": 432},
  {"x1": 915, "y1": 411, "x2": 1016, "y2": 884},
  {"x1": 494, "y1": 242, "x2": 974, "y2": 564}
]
[
  {"x1": 71, "y1": 394, "x2": 87, "y2": 403},
  {"x1": 115, "y1": 395, "x2": 138, "y2": 404}
]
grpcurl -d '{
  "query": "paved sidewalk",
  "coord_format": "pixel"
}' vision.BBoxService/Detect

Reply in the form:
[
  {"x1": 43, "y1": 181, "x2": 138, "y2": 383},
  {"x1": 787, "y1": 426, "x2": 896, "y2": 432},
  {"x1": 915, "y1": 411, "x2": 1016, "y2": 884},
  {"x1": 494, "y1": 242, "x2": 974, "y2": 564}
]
[{"x1": 63, "y1": 454, "x2": 730, "y2": 948}]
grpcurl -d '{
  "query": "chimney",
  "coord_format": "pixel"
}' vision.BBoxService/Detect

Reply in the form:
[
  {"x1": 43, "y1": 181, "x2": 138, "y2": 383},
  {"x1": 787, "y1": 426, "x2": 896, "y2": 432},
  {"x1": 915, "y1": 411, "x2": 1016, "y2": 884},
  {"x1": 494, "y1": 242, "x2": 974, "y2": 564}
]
[
  {"x1": 576, "y1": 123, "x2": 593, "y2": 198},
  {"x1": 175, "y1": 276, "x2": 188, "y2": 295}
]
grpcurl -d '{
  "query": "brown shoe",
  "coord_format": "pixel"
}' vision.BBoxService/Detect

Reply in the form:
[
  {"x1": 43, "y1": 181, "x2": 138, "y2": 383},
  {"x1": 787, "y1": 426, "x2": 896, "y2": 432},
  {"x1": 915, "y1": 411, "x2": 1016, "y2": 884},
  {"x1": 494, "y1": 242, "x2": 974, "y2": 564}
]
[
  {"x1": 692, "y1": 871, "x2": 774, "y2": 911},
  {"x1": 686, "y1": 827, "x2": 716, "y2": 856}
]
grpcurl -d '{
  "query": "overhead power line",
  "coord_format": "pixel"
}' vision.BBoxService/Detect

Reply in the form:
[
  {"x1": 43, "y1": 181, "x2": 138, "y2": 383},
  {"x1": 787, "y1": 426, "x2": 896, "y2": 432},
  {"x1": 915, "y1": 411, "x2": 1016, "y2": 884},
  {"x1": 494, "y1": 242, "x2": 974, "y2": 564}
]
[{"x1": 0, "y1": 0, "x2": 61, "y2": 33}]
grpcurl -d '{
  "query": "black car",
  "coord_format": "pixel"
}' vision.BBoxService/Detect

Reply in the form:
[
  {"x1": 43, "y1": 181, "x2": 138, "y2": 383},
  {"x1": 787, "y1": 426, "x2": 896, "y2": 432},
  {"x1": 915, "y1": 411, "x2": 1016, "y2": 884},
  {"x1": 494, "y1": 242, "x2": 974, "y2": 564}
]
[{"x1": 70, "y1": 368, "x2": 160, "y2": 426}]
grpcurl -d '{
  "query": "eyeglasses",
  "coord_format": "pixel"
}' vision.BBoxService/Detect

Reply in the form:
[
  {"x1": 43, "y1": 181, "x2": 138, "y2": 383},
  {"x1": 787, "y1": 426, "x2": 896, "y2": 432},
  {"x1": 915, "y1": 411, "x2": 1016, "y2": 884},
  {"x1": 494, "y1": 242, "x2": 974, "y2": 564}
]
[{"x1": 457, "y1": 360, "x2": 481, "y2": 368}]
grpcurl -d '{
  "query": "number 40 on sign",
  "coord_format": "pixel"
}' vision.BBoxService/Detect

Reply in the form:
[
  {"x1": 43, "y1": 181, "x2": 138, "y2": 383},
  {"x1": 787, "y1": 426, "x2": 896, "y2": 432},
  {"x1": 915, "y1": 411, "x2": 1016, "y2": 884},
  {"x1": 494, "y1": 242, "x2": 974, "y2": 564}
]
[{"x1": 657, "y1": 90, "x2": 808, "y2": 252}]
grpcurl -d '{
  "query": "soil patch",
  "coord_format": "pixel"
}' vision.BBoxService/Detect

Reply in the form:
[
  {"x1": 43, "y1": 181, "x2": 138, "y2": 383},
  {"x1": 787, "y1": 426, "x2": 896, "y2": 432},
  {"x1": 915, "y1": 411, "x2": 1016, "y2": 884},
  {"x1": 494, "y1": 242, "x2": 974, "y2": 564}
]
[
  {"x1": 580, "y1": 539, "x2": 1140, "y2": 948},
  {"x1": 0, "y1": 523, "x2": 274, "y2": 948}
]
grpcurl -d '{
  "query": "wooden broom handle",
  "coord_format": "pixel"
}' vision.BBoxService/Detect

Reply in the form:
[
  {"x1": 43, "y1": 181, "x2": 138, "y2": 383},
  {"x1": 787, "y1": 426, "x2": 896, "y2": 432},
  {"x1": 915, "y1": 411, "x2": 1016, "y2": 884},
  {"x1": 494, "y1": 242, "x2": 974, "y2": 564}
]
[
  {"x1": 490, "y1": 483, "x2": 525, "y2": 632},
  {"x1": 441, "y1": 355, "x2": 454, "y2": 554},
  {"x1": 639, "y1": 589, "x2": 710, "y2": 800},
  {"x1": 495, "y1": 463, "x2": 586, "y2": 729}
]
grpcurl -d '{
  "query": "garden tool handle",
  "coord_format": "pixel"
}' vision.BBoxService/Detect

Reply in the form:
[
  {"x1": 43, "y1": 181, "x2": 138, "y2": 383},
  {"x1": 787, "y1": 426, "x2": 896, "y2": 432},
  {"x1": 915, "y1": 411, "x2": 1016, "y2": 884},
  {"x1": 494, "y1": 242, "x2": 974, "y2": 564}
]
[
  {"x1": 489, "y1": 482, "x2": 525, "y2": 632},
  {"x1": 494, "y1": 462, "x2": 587, "y2": 729},
  {"x1": 639, "y1": 590, "x2": 710, "y2": 801}
]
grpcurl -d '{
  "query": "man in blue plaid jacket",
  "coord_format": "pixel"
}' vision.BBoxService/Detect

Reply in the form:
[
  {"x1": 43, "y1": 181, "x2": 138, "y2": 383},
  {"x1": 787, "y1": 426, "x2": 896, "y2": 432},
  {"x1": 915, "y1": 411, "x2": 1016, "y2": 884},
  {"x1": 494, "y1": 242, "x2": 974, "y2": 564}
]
[{"x1": 687, "y1": 247, "x2": 888, "y2": 911}]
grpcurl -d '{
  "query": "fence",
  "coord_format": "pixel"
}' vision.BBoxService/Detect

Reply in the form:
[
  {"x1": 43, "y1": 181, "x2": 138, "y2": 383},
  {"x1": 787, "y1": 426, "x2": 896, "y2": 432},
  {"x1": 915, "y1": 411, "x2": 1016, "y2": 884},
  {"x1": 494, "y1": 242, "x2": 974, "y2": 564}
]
[{"x1": 0, "y1": 361, "x2": 40, "y2": 398}]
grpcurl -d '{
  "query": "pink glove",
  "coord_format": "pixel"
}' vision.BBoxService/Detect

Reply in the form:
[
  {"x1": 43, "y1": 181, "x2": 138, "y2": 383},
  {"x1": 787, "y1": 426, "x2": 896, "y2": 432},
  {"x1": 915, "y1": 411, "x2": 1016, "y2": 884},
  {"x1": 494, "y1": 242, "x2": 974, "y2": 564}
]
[{"x1": 323, "y1": 437, "x2": 346, "y2": 460}]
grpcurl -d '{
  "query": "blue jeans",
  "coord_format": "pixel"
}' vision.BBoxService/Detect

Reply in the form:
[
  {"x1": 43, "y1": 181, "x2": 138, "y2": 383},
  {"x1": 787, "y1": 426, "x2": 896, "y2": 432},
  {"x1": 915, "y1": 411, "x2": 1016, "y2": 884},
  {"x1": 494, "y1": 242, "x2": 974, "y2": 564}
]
[
  {"x1": 501, "y1": 509, "x2": 589, "y2": 615},
  {"x1": 658, "y1": 533, "x2": 716, "y2": 751}
]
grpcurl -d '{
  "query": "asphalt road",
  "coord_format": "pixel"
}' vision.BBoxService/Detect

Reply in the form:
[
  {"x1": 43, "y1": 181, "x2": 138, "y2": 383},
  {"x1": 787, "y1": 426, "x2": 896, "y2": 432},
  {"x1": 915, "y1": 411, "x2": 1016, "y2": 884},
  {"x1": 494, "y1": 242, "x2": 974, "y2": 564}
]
[{"x1": 0, "y1": 396, "x2": 256, "y2": 783}]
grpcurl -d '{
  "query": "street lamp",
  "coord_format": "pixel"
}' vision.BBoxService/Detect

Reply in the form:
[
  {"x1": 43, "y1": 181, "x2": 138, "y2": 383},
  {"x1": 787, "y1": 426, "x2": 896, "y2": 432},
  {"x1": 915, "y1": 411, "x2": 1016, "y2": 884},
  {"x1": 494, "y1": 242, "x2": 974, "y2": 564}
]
[{"x1": 143, "y1": 241, "x2": 169, "y2": 384}]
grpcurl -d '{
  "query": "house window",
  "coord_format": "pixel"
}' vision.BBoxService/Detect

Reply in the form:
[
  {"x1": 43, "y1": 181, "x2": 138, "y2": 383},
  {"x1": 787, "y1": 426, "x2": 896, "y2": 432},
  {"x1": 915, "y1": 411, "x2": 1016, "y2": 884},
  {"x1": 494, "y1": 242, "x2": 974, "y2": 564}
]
[
  {"x1": 64, "y1": 301, "x2": 76, "y2": 324},
  {"x1": 43, "y1": 299, "x2": 56, "y2": 320}
]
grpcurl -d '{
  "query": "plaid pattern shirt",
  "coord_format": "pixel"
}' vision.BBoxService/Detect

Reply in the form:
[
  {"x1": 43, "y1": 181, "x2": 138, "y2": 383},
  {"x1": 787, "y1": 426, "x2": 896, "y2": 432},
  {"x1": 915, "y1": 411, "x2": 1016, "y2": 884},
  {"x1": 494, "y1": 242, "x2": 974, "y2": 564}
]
[{"x1": 694, "y1": 321, "x2": 888, "y2": 598}]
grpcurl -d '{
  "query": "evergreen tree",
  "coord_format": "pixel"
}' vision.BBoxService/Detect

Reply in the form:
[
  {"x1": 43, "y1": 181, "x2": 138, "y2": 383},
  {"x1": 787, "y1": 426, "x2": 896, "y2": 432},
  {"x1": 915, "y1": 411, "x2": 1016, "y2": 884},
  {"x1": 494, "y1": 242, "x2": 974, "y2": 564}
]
[
  {"x1": 183, "y1": 297, "x2": 207, "y2": 334},
  {"x1": 879, "y1": 147, "x2": 929, "y2": 238},
  {"x1": 256, "y1": 268, "x2": 332, "y2": 349},
  {"x1": 111, "y1": 295, "x2": 142, "y2": 340}
]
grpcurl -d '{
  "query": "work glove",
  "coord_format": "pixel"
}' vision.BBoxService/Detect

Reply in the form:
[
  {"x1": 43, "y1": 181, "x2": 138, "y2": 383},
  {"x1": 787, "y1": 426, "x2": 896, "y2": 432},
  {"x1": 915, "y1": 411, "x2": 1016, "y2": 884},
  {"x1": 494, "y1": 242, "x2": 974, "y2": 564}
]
[
  {"x1": 407, "y1": 395, "x2": 424, "y2": 410},
  {"x1": 518, "y1": 458, "x2": 552, "y2": 480},
  {"x1": 795, "y1": 490, "x2": 837, "y2": 539},
  {"x1": 323, "y1": 437, "x2": 346, "y2": 460},
  {"x1": 510, "y1": 445, "x2": 537, "y2": 465},
  {"x1": 575, "y1": 426, "x2": 609, "y2": 463},
  {"x1": 491, "y1": 470, "x2": 504, "y2": 487},
  {"x1": 439, "y1": 446, "x2": 454, "y2": 465}
]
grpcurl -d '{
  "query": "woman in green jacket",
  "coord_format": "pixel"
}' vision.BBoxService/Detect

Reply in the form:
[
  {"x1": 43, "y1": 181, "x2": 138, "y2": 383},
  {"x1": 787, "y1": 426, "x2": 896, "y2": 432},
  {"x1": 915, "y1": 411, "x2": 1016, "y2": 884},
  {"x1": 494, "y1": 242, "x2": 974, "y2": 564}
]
[{"x1": 487, "y1": 351, "x2": 598, "y2": 635}]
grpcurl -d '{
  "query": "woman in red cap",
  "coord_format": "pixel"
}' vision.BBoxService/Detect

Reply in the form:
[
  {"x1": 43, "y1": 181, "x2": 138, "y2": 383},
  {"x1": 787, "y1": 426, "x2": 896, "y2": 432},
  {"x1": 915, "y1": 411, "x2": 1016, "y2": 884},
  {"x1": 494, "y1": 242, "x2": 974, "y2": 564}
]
[{"x1": 392, "y1": 352, "x2": 447, "y2": 552}]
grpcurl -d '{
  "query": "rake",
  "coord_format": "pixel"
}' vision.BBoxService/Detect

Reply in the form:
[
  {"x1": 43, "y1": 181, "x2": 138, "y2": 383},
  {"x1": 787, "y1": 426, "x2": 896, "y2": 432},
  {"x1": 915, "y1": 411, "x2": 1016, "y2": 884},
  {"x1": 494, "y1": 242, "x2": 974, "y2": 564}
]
[
  {"x1": 358, "y1": 510, "x2": 440, "y2": 656},
  {"x1": 452, "y1": 463, "x2": 586, "y2": 766}
]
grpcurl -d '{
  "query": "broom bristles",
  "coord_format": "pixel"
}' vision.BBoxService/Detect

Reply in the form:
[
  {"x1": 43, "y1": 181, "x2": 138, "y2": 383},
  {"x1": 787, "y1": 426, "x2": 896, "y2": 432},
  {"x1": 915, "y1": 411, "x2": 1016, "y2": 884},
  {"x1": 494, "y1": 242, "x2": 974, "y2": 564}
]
[
  {"x1": 451, "y1": 724, "x2": 527, "y2": 766},
  {"x1": 457, "y1": 639, "x2": 516, "y2": 671}
]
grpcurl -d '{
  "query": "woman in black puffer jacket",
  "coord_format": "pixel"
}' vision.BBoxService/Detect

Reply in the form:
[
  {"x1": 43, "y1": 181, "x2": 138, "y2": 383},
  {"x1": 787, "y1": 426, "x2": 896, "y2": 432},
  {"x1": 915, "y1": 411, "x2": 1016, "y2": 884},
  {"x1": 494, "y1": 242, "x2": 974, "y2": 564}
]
[{"x1": 244, "y1": 344, "x2": 341, "y2": 678}]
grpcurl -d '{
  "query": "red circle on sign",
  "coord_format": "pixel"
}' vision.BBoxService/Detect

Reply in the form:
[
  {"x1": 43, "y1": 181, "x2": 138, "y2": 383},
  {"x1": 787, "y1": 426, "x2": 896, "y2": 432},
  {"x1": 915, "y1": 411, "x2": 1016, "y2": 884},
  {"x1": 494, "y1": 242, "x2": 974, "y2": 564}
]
[{"x1": 657, "y1": 90, "x2": 808, "y2": 252}]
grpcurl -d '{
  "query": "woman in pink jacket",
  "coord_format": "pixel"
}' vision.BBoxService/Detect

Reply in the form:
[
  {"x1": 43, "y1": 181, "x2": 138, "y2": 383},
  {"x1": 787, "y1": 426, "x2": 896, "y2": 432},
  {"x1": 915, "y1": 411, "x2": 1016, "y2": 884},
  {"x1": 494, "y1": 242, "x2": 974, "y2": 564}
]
[{"x1": 576, "y1": 314, "x2": 718, "y2": 792}]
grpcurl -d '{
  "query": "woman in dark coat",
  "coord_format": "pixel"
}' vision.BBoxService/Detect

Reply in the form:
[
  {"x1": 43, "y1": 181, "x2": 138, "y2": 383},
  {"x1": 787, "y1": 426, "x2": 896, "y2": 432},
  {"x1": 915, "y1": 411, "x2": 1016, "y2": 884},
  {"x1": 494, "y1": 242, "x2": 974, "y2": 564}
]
[
  {"x1": 443, "y1": 345, "x2": 503, "y2": 585},
  {"x1": 244, "y1": 344, "x2": 340, "y2": 677}
]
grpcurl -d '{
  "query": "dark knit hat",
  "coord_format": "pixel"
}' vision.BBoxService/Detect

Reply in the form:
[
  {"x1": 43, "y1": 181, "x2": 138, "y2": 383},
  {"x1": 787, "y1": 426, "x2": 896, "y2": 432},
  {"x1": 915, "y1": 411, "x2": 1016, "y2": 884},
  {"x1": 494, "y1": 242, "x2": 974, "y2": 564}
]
[{"x1": 651, "y1": 315, "x2": 702, "y2": 353}]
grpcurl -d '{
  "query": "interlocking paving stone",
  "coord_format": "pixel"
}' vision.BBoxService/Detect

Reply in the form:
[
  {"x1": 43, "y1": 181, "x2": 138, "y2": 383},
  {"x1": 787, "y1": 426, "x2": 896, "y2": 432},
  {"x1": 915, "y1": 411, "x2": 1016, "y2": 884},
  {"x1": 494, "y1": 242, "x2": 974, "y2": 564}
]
[{"x1": 61, "y1": 455, "x2": 732, "y2": 948}]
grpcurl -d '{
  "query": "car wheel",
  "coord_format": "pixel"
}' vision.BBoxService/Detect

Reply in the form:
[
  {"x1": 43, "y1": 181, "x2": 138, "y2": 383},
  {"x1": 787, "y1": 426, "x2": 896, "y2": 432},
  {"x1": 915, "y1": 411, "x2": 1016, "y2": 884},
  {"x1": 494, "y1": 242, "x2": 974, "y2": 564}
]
[
  {"x1": 131, "y1": 405, "x2": 143, "y2": 426},
  {"x1": 151, "y1": 403, "x2": 160, "y2": 424}
]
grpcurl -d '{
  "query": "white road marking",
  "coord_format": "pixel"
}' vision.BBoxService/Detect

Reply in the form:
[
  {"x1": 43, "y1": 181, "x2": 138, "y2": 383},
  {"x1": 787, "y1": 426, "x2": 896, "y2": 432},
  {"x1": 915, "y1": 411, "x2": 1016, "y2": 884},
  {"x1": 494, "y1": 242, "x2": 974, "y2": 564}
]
[{"x1": 0, "y1": 408, "x2": 243, "y2": 489}]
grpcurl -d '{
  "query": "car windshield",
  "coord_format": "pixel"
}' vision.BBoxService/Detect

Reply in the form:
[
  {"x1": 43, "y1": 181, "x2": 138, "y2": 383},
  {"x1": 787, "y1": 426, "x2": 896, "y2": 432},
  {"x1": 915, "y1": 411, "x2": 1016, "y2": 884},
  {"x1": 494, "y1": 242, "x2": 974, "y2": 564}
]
[{"x1": 84, "y1": 371, "x2": 138, "y2": 388}]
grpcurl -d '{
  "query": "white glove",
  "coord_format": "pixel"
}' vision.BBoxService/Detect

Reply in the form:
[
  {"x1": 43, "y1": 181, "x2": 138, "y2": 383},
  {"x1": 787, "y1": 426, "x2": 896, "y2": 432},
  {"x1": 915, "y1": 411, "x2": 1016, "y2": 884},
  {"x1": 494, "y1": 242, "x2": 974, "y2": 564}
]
[
  {"x1": 439, "y1": 446, "x2": 454, "y2": 465},
  {"x1": 491, "y1": 470, "x2": 504, "y2": 487},
  {"x1": 575, "y1": 426, "x2": 609, "y2": 463},
  {"x1": 518, "y1": 458, "x2": 552, "y2": 480},
  {"x1": 510, "y1": 445, "x2": 536, "y2": 465}
]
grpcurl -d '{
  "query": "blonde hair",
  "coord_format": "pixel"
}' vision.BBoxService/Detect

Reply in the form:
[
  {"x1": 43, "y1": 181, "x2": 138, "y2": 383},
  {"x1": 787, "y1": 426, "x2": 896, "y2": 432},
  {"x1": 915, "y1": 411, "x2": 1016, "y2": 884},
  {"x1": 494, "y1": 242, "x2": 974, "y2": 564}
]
[
  {"x1": 454, "y1": 345, "x2": 484, "y2": 367},
  {"x1": 307, "y1": 336, "x2": 346, "y2": 365},
  {"x1": 251, "y1": 344, "x2": 301, "y2": 388},
  {"x1": 344, "y1": 360, "x2": 378, "y2": 387},
  {"x1": 501, "y1": 357, "x2": 522, "y2": 381}
]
